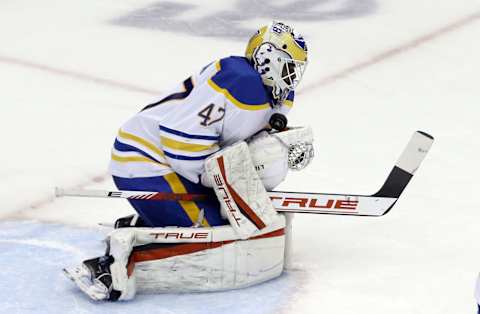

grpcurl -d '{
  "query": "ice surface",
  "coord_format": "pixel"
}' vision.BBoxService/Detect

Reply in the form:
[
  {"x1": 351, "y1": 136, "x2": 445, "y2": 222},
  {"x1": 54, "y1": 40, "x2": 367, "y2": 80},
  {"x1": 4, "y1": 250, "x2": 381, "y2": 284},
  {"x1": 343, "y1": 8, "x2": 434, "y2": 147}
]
[
  {"x1": 0, "y1": 221, "x2": 300, "y2": 313},
  {"x1": 1, "y1": 0, "x2": 480, "y2": 313}
]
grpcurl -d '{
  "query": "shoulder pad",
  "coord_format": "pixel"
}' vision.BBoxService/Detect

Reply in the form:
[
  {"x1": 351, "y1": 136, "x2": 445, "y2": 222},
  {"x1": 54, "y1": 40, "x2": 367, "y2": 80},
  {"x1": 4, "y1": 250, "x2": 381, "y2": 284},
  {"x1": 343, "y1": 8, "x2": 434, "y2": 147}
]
[{"x1": 209, "y1": 56, "x2": 271, "y2": 110}]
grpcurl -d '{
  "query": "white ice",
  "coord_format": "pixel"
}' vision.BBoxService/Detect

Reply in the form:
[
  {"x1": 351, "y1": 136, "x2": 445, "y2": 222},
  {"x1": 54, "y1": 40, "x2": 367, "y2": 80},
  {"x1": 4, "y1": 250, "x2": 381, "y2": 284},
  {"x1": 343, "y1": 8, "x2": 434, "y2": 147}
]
[{"x1": 1, "y1": 1, "x2": 479, "y2": 313}]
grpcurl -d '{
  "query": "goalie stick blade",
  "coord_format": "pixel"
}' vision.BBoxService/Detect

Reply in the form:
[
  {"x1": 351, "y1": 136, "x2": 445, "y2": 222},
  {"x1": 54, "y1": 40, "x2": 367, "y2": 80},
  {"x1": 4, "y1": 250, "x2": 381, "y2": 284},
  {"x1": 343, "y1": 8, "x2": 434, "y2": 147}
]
[
  {"x1": 271, "y1": 131, "x2": 434, "y2": 216},
  {"x1": 373, "y1": 131, "x2": 434, "y2": 198},
  {"x1": 370, "y1": 130, "x2": 433, "y2": 215}
]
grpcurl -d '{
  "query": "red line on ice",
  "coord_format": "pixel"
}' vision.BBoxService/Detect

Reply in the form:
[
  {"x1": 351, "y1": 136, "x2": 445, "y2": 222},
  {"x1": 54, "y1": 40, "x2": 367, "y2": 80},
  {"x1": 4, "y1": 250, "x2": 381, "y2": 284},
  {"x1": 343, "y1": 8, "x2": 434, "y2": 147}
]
[
  {"x1": 299, "y1": 11, "x2": 480, "y2": 92},
  {"x1": 0, "y1": 55, "x2": 161, "y2": 95}
]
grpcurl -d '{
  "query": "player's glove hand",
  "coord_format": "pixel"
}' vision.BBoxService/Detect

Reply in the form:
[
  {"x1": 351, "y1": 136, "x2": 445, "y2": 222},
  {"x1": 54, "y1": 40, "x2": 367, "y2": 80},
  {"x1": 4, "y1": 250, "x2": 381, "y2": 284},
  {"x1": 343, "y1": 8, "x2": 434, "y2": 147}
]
[{"x1": 287, "y1": 142, "x2": 314, "y2": 170}]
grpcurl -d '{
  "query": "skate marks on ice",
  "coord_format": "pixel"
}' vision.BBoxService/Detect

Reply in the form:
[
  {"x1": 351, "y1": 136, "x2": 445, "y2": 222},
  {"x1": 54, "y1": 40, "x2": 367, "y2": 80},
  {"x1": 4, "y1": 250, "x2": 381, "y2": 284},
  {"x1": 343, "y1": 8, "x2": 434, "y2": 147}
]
[
  {"x1": 112, "y1": 0, "x2": 377, "y2": 39},
  {"x1": 0, "y1": 221, "x2": 300, "y2": 314}
]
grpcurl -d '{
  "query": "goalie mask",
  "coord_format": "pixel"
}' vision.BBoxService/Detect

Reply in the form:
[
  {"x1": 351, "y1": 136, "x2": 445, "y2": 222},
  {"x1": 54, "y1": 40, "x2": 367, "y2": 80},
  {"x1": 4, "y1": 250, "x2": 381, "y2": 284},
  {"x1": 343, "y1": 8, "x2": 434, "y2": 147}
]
[{"x1": 245, "y1": 21, "x2": 308, "y2": 106}]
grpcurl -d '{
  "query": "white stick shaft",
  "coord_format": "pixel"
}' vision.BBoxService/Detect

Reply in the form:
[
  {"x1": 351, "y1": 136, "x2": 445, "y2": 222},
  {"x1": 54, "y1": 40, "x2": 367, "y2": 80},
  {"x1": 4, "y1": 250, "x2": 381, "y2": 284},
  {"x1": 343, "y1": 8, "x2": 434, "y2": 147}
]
[
  {"x1": 55, "y1": 187, "x2": 207, "y2": 201},
  {"x1": 55, "y1": 187, "x2": 397, "y2": 216}
]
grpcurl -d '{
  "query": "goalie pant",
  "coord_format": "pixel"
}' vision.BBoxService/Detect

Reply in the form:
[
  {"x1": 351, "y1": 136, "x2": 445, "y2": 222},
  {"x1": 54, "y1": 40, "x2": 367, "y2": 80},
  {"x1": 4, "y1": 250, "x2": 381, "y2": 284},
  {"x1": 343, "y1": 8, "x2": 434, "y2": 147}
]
[{"x1": 109, "y1": 215, "x2": 286, "y2": 300}]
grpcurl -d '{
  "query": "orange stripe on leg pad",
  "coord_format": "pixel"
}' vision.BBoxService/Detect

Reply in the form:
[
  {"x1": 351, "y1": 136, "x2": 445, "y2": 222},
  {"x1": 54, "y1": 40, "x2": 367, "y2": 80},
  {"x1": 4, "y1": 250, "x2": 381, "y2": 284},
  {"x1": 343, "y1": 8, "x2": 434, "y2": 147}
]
[
  {"x1": 125, "y1": 229, "x2": 285, "y2": 277},
  {"x1": 127, "y1": 241, "x2": 234, "y2": 277},
  {"x1": 250, "y1": 228, "x2": 285, "y2": 240},
  {"x1": 217, "y1": 156, "x2": 266, "y2": 229}
]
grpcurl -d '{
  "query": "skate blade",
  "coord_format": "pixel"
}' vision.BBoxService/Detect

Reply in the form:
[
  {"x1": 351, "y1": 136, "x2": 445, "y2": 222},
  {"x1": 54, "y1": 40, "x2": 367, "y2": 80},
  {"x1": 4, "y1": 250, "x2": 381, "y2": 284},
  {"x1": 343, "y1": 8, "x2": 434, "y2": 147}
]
[
  {"x1": 98, "y1": 222, "x2": 113, "y2": 228},
  {"x1": 63, "y1": 267, "x2": 107, "y2": 301},
  {"x1": 63, "y1": 267, "x2": 81, "y2": 282},
  {"x1": 63, "y1": 265, "x2": 91, "y2": 285},
  {"x1": 63, "y1": 268, "x2": 73, "y2": 281}
]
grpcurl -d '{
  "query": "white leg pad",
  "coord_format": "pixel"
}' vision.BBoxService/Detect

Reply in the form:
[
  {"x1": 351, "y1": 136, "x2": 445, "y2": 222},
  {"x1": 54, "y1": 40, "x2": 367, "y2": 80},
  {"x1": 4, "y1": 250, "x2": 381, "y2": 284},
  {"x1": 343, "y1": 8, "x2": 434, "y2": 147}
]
[
  {"x1": 205, "y1": 141, "x2": 279, "y2": 239},
  {"x1": 107, "y1": 215, "x2": 286, "y2": 295},
  {"x1": 108, "y1": 230, "x2": 137, "y2": 300}
]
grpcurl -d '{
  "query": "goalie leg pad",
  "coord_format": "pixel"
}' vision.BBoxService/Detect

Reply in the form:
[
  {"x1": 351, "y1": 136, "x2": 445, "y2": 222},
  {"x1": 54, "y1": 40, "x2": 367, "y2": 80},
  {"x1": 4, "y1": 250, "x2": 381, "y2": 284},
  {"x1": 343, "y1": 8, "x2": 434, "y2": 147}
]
[
  {"x1": 205, "y1": 141, "x2": 278, "y2": 239},
  {"x1": 108, "y1": 229, "x2": 137, "y2": 300},
  {"x1": 105, "y1": 215, "x2": 286, "y2": 295}
]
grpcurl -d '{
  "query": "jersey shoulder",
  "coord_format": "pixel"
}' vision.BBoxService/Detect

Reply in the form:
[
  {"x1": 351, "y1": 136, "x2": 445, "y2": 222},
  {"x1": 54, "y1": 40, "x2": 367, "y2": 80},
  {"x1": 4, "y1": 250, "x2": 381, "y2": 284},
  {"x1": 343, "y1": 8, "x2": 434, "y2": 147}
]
[{"x1": 209, "y1": 56, "x2": 271, "y2": 110}]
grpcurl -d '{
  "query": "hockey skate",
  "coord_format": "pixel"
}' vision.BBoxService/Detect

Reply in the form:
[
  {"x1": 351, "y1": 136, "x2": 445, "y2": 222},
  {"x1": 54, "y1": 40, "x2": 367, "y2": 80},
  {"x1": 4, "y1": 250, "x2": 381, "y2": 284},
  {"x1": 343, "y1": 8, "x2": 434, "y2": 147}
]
[{"x1": 63, "y1": 255, "x2": 121, "y2": 301}]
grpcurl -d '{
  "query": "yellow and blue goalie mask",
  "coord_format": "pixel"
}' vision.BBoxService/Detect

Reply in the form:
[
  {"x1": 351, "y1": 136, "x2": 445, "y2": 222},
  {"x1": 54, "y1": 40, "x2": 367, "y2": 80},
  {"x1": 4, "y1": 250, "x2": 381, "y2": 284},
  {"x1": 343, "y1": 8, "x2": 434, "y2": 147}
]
[{"x1": 245, "y1": 21, "x2": 308, "y2": 106}]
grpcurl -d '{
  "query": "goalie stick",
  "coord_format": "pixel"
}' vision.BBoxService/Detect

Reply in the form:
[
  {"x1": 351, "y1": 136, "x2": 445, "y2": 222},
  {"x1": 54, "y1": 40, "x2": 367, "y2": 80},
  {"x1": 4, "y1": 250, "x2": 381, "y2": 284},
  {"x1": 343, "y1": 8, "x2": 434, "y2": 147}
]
[{"x1": 55, "y1": 131, "x2": 433, "y2": 216}]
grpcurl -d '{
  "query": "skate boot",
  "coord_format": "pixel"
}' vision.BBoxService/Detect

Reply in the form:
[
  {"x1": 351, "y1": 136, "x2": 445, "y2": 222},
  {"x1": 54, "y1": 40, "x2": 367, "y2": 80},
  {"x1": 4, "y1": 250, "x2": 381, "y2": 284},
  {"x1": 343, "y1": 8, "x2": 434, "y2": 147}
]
[
  {"x1": 114, "y1": 214, "x2": 147, "y2": 228},
  {"x1": 64, "y1": 255, "x2": 121, "y2": 301}
]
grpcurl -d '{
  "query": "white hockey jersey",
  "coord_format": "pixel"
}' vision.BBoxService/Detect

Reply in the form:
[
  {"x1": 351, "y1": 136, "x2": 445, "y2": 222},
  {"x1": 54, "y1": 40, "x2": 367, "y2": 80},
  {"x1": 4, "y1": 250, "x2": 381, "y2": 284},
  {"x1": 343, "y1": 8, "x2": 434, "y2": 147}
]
[{"x1": 109, "y1": 56, "x2": 294, "y2": 183}]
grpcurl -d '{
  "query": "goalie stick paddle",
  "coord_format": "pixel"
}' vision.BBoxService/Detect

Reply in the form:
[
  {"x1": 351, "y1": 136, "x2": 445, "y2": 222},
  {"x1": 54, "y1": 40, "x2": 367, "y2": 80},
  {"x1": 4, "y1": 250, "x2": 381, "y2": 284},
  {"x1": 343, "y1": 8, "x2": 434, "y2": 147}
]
[{"x1": 55, "y1": 131, "x2": 434, "y2": 216}]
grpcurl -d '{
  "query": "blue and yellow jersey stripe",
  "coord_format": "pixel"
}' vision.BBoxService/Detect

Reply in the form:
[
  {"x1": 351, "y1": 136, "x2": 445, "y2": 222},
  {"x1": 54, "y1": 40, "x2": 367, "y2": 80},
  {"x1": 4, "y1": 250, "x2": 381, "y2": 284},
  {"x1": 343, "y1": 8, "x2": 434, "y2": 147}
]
[
  {"x1": 159, "y1": 125, "x2": 220, "y2": 161},
  {"x1": 159, "y1": 125, "x2": 219, "y2": 141},
  {"x1": 163, "y1": 172, "x2": 210, "y2": 227},
  {"x1": 111, "y1": 153, "x2": 162, "y2": 165},
  {"x1": 161, "y1": 136, "x2": 218, "y2": 153},
  {"x1": 111, "y1": 129, "x2": 169, "y2": 167},
  {"x1": 208, "y1": 57, "x2": 271, "y2": 111}
]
